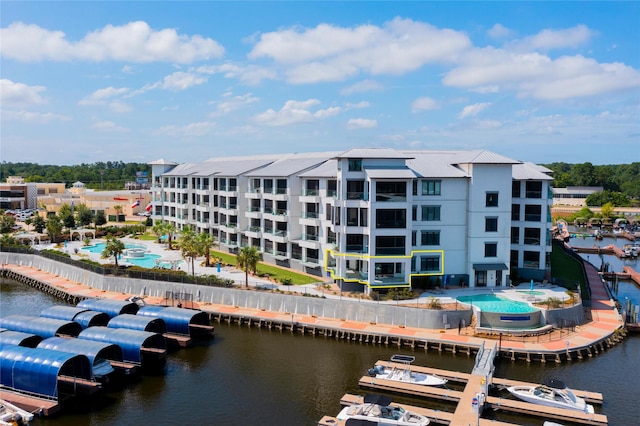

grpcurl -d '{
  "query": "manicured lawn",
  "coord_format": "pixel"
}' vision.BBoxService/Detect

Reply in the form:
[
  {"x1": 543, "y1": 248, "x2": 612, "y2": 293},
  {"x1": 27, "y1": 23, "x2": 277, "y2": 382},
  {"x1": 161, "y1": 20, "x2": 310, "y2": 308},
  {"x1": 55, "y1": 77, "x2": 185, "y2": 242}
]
[{"x1": 210, "y1": 250, "x2": 320, "y2": 285}]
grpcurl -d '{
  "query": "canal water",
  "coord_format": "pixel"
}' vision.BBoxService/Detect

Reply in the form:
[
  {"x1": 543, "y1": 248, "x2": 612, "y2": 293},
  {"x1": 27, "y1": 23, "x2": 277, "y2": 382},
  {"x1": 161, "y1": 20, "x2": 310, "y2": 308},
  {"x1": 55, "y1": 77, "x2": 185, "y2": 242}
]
[{"x1": 0, "y1": 278, "x2": 637, "y2": 426}]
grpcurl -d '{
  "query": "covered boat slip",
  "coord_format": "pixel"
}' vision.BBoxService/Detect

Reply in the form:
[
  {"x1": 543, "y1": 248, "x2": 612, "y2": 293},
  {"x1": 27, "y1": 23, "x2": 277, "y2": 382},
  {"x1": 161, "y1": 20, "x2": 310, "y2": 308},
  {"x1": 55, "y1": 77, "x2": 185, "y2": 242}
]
[
  {"x1": 108, "y1": 313, "x2": 167, "y2": 334},
  {"x1": 37, "y1": 337, "x2": 123, "y2": 379},
  {"x1": 0, "y1": 315, "x2": 82, "y2": 339},
  {"x1": 0, "y1": 344, "x2": 98, "y2": 402},
  {"x1": 76, "y1": 298, "x2": 139, "y2": 318},
  {"x1": 0, "y1": 328, "x2": 43, "y2": 348},
  {"x1": 136, "y1": 306, "x2": 214, "y2": 338},
  {"x1": 78, "y1": 326, "x2": 167, "y2": 370},
  {"x1": 39, "y1": 305, "x2": 110, "y2": 329}
]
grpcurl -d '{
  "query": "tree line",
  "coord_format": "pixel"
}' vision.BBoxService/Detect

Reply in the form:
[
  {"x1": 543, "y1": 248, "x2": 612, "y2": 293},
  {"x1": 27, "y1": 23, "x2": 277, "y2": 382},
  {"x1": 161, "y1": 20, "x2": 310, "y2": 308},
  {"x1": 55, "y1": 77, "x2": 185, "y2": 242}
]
[
  {"x1": 0, "y1": 161, "x2": 151, "y2": 190},
  {"x1": 543, "y1": 162, "x2": 640, "y2": 200}
]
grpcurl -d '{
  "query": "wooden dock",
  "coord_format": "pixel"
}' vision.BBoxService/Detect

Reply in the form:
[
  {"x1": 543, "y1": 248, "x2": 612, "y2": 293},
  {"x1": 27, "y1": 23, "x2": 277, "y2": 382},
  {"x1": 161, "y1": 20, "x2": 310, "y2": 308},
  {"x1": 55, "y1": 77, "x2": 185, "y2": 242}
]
[
  {"x1": 352, "y1": 358, "x2": 608, "y2": 425},
  {"x1": 0, "y1": 390, "x2": 60, "y2": 417}
]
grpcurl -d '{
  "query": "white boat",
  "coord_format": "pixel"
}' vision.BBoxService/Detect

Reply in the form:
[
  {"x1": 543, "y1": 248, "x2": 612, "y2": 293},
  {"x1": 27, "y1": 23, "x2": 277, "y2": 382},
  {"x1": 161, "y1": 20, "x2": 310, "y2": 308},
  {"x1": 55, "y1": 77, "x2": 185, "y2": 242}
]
[
  {"x1": 0, "y1": 398, "x2": 34, "y2": 425},
  {"x1": 368, "y1": 355, "x2": 447, "y2": 387},
  {"x1": 336, "y1": 395, "x2": 430, "y2": 425},
  {"x1": 507, "y1": 379, "x2": 594, "y2": 414}
]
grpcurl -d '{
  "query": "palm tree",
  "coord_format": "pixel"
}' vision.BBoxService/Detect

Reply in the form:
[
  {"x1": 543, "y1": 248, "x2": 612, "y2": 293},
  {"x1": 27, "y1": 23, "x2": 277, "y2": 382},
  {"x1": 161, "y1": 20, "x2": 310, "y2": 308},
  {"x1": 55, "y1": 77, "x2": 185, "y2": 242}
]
[
  {"x1": 151, "y1": 220, "x2": 166, "y2": 243},
  {"x1": 196, "y1": 232, "x2": 215, "y2": 267},
  {"x1": 179, "y1": 226, "x2": 199, "y2": 276},
  {"x1": 45, "y1": 215, "x2": 63, "y2": 244},
  {"x1": 165, "y1": 222, "x2": 177, "y2": 250},
  {"x1": 101, "y1": 235, "x2": 125, "y2": 267},
  {"x1": 236, "y1": 246, "x2": 261, "y2": 288},
  {"x1": 113, "y1": 205, "x2": 122, "y2": 222}
]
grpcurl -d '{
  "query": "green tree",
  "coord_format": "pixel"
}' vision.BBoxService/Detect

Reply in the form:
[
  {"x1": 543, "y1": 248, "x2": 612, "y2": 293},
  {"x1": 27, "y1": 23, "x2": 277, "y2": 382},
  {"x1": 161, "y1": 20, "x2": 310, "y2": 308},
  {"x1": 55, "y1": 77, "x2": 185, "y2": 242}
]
[
  {"x1": 95, "y1": 211, "x2": 107, "y2": 227},
  {"x1": 179, "y1": 226, "x2": 199, "y2": 276},
  {"x1": 101, "y1": 235, "x2": 125, "y2": 267},
  {"x1": 236, "y1": 246, "x2": 261, "y2": 288},
  {"x1": 196, "y1": 232, "x2": 215, "y2": 267},
  {"x1": 0, "y1": 213, "x2": 16, "y2": 233},
  {"x1": 113, "y1": 205, "x2": 122, "y2": 222},
  {"x1": 151, "y1": 221, "x2": 167, "y2": 243},
  {"x1": 75, "y1": 204, "x2": 94, "y2": 227},
  {"x1": 45, "y1": 215, "x2": 63, "y2": 243},
  {"x1": 600, "y1": 202, "x2": 615, "y2": 219},
  {"x1": 31, "y1": 215, "x2": 46, "y2": 233},
  {"x1": 0, "y1": 234, "x2": 18, "y2": 247}
]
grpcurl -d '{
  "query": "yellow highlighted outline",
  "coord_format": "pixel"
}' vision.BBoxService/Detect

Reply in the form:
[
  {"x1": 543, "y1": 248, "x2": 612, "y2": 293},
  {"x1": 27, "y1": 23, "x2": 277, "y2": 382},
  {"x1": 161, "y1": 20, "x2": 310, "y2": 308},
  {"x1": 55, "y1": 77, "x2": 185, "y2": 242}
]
[{"x1": 324, "y1": 248, "x2": 444, "y2": 288}]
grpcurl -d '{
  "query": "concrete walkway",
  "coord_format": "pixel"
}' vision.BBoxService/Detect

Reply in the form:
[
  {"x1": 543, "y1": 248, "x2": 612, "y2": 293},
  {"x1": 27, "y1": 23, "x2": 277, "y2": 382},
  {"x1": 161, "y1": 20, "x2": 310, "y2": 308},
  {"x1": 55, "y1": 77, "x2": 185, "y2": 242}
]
[{"x1": 2, "y1": 238, "x2": 625, "y2": 355}]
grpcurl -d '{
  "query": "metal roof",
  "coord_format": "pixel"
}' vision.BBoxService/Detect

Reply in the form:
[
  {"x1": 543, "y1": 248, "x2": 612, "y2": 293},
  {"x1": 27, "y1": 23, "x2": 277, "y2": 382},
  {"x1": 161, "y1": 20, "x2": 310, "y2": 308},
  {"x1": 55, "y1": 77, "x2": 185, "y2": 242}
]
[
  {"x1": 38, "y1": 337, "x2": 122, "y2": 378},
  {"x1": 78, "y1": 326, "x2": 166, "y2": 366},
  {"x1": 108, "y1": 314, "x2": 167, "y2": 334},
  {"x1": 334, "y1": 148, "x2": 414, "y2": 159},
  {"x1": 245, "y1": 152, "x2": 339, "y2": 177},
  {"x1": 137, "y1": 306, "x2": 211, "y2": 337},
  {"x1": 450, "y1": 150, "x2": 520, "y2": 165},
  {"x1": 0, "y1": 315, "x2": 82, "y2": 339},
  {"x1": 40, "y1": 306, "x2": 110, "y2": 328},
  {"x1": 473, "y1": 263, "x2": 508, "y2": 271},
  {"x1": 365, "y1": 167, "x2": 417, "y2": 179},
  {"x1": 512, "y1": 163, "x2": 554, "y2": 180},
  {"x1": 148, "y1": 158, "x2": 178, "y2": 165},
  {"x1": 404, "y1": 152, "x2": 469, "y2": 178},
  {"x1": 0, "y1": 343, "x2": 92, "y2": 398},
  {"x1": 77, "y1": 299, "x2": 140, "y2": 319},
  {"x1": 0, "y1": 329, "x2": 43, "y2": 347},
  {"x1": 297, "y1": 159, "x2": 338, "y2": 178}
]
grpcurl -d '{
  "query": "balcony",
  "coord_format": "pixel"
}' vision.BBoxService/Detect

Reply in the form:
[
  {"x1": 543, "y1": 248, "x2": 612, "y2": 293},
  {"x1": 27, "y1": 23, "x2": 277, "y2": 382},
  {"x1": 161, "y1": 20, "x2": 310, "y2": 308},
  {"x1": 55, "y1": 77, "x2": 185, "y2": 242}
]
[
  {"x1": 302, "y1": 189, "x2": 319, "y2": 196},
  {"x1": 302, "y1": 211, "x2": 319, "y2": 219},
  {"x1": 347, "y1": 192, "x2": 366, "y2": 200},
  {"x1": 345, "y1": 245, "x2": 369, "y2": 254}
]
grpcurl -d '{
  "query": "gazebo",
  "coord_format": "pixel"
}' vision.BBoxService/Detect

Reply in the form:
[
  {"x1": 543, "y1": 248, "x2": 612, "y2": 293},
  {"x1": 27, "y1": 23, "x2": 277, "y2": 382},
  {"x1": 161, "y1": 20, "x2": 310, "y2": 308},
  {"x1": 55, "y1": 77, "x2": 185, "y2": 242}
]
[
  {"x1": 14, "y1": 232, "x2": 46, "y2": 245},
  {"x1": 70, "y1": 228, "x2": 96, "y2": 241}
]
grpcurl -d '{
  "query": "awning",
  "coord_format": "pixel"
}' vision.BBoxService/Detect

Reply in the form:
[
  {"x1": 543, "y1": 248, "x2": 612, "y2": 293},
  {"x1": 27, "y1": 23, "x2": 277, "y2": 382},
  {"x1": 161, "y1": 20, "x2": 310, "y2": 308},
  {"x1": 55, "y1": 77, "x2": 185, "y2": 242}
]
[{"x1": 473, "y1": 263, "x2": 508, "y2": 271}]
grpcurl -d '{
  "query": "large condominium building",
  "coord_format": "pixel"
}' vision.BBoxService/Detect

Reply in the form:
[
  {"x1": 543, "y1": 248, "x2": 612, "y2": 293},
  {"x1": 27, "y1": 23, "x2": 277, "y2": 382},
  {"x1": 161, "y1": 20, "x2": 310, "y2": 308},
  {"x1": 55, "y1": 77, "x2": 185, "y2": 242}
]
[{"x1": 149, "y1": 148, "x2": 553, "y2": 292}]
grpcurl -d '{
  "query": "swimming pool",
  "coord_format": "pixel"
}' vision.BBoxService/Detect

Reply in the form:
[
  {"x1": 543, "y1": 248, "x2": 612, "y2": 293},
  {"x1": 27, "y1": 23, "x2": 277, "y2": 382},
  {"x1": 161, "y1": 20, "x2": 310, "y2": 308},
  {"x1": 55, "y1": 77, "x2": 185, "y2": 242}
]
[
  {"x1": 81, "y1": 243, "x2": 161, "y2": 268},
  {"x1": 456, "y1": 294, "x2": 537, "y2": 313}
]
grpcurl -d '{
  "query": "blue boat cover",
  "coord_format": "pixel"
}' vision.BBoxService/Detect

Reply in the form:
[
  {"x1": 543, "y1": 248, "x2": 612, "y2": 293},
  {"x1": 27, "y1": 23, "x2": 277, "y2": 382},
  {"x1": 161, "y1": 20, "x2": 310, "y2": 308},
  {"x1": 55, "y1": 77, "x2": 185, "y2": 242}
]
[
  {"x1": 76, "y1": 299, "x2": 139, "y2": 318},
  {"x1": 108, "y1": 314, "x2": 166, "y2": 334},
  {"x1": 40, "y1": 306, "x2": 110, "y2": 328},
  {"x1": 137, "y1": 306, "x2": 209, "y2": 336},
  {"x1": 0, "y1": 343, "x2": 92, "y2": 398},
  {"x1": 78, "y1": 326, "x2": 165, "y2": 364},
  {"x1": 0, "y1": 329, "x2": 43, "y2": 347},
  {"x1": 0, "y1": 315, "x2": 82, "y2": 338},
  {"x1": 38, "y1": 337, "x2": 122, "y2": 377}
]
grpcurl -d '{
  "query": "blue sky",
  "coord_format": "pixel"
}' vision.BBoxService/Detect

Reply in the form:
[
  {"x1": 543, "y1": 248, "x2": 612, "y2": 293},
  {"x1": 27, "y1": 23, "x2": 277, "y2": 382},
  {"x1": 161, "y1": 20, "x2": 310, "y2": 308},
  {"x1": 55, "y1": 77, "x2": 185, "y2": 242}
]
[{"x1": 1, "y1": 1, "x2": 639, "y2": 166}]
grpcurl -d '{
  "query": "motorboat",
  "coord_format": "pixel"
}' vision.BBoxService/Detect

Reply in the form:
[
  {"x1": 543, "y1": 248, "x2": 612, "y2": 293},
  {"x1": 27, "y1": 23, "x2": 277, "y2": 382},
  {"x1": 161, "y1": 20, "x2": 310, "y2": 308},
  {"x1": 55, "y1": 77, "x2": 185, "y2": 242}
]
[
  {"x1": 506, "y1": 379, "x2": 594, "y2": 414},
  {"x1": 368, "y1": 355, "x2": 447, "y2": 387},
  {"x1": 0, "y1": 398, "x2": 34, "y2": 425},
  {"x1": 336, "y1": 395, "x2": 429, "y2": 425}
]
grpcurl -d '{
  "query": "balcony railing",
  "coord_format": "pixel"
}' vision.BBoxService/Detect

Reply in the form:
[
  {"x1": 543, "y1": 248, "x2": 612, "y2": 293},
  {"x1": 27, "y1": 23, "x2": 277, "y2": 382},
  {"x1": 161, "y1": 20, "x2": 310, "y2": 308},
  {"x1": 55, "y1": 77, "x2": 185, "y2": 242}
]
[
  {"x1": 525, "y1": 191, "x2": 542, "y2": 199},
  {"x1": 273, "y1": 230, "x2": 287, "y2": 237},
  {"x1": 275, "y1": 188, "x2": 287, "y2": 194},
  {"x1": 249, "y1": 206, "x2": 261, "y2": 212},
  {"x1": 524, "y1": 214, "x2": 542, "y2": 222},
  {"x1": 327, "y1": 190, "x2": 337, "y2": 198},
  {"x1": 347, "y1": 192, "x2": 366, "y2": 200},
  {"x1": 302, "y1": 212, "x2": 319, "y2": 219},
  {"x1": 346, "y1": 245, "x2": 368, "y2": 253},
  {"x1": 248, "y1": 226, "x2": 261, "y2": 233},
  {"x1": 302, "y1": 234, "x2": 319, "y2": 241},
  {"x1": 302, "y1": 189, "x2": 319, "y2": 196},
  {"x1": 302, "y1": 257, "x2": 319, "y2": 265}
]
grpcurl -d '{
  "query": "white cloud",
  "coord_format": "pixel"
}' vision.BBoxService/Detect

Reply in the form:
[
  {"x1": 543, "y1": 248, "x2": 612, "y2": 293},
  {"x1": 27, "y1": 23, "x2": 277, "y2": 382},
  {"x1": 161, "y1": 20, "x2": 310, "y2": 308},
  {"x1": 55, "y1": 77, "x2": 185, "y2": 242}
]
[
  {"x1": 109, "y1": 101, "x2": 132, "y2": 113},
  {"x1": 210, "y1": 92, "x2": 259, "y2": 116},
  {"x1": 196, "y1": 63, "x2": 276, "y2": 85},
  {"x1": 0, "y1": 79, "x2": 47, "y2": 107},
  {"x1": 458, "y1": 102, "x2": 491, "y2": 119},
  {"x1": 510, "y1": 25, "x2": 594, "y2": 52},
  {"x1": 347, "y1": 118, "x2": 377, "y2": 129},
  {"x1": 1, "y1": 21, "x2": 224, "y2": 63},
  {"x1": 1, "y1": 109, "x2": 70, "y2": 123},
  {"x1": 249, "y1": 18, "x2": 471, "y2": 83},
  {"x1": 161, "y1": 71, "x2": 207, "y2": 91},
  {"x1": 314, "y1": 106, "x2": 342, "y2": 119},
  {"x1": 158, "y1": 121, "x2": 215, "y2": 137},
  {"x1": 345, "y1": 101, "x2": 370, "y2": 109},
  {"x1": 92, "y1": 120, "x2": 129, "y2": 132},
  {"x1": 411, "y1": 97, "x2": 439, "y2": 113},
  {"x1": 487, "y1": 24, "x2": 513, "y2": 39},
  {"x1": 341, "y1": 80, "x2": 383, "y2": 95},
  {"x1": 253, "y1": 99, "x2": 322, "y2": 126},
  {"x1": 443, "y1": 48, "x2": 640, "y2": 100},
  {"x1": 79, "y1": 86, "x2": 130, "y2": 105}
]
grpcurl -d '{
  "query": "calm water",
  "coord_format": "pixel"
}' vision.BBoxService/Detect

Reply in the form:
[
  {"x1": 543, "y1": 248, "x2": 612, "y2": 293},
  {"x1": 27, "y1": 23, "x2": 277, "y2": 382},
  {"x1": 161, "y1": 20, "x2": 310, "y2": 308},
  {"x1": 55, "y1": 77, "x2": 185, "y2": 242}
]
[
  {"x1": 80, "y1": 243, "x2": 162, "y2": 268},
  {"x1": 0, "y1": 279, "x2": 637, "y2": 426}
]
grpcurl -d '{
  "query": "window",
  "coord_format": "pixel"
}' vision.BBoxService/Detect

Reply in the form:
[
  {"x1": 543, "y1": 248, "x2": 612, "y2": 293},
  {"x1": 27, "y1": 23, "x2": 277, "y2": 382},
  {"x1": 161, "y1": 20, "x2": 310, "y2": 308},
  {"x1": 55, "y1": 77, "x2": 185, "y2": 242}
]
[
  {"x1": 411, "y1": 231, "x2": 417, "y2": 246},
  {"x1": 376, "y1": 181, "x2": 406, "y2": 202},
  {"x1": 526, "y1": 181, "x2": 542, "y2": 199},
  {"x1": 376, "y1": 209, "x2": 406, "y2": 228},
  {"x1": 420, "y1": 230, "x2": 440, "y2": 246},
  {"x1": 511, "y1": 204, "x2": 520, "y2": 221},
  {"x1": 346, "y1": 180, "x2": 365, "y2": 200},
  {"x1": 421, "y1": 206, "x2": 440, "y2": 221},
  {"x1": 412, "y1": 205, "x2": 417, "y2": 221},
  {"x1": 475, "y1": 270, "x2": 487, "y2": 287},
  {"x1": 375, "y1": 236, "x2": 405, "y2": 255},
  {"x1": 524, "y1": 204, "x2": 542, "y2": 222},
  {"x1": 486, "y1": 192, "x2": 499, "y2": 207},
  {"x1": 512, "y1": 181, "x2": 521, "y2": 198},
  {"x1": 485, "y1": 242, "x2": 498, "y2": 257},
  {"x1": 523, "y1": 251, "x2": 540, "y2": 268},
  {"x1": 360, "y1": 208, "x2": 368, "y2": 227},
  {"x1": 422, "y1": 180, "x2": 441, "y2": 196},
  {"x1": 347, "y1": 208, "x2": 359, "y2": 226},
  {"x1": 325, "y1": 203, "x2": 332, "y2": 221},
  {"x1": 511, "y1": 227, "x2": 519, "y2": 244},
  {"x1": 348, "y1": 159, "x2": 362, "y2": 171},
  {"x1": 412, "y1": 180, "x2": 418, "y2": 196},
  {"x1": 420, "y1": 257, "x2": 440, "y2": 272},
  {"x1": 485, "y1": 217, "x2": 498, "y2": 232},
  {"x1": 524, "y1": 228, "x2": 541, "y2": 245}
]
